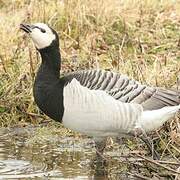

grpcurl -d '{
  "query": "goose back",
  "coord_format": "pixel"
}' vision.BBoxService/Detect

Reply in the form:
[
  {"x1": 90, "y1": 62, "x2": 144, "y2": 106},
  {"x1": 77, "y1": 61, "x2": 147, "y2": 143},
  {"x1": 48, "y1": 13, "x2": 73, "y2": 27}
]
[{"x1": 63, "y1": 69, "x2": 180, "y2": 110}]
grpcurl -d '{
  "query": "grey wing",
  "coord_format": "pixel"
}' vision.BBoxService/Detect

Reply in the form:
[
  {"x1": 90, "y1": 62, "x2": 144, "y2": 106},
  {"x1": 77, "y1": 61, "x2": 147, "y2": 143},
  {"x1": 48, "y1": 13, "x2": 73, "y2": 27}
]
[{"x1": 64, "y1": 69, "x2": 180, "y2": 110}]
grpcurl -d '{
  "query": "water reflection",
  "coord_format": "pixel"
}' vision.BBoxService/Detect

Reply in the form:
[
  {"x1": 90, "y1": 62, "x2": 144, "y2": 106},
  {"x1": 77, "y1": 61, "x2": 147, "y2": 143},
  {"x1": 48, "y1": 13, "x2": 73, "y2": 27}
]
[{"x1": 0, "y1": 127, "x2": 136, "y2": 179}]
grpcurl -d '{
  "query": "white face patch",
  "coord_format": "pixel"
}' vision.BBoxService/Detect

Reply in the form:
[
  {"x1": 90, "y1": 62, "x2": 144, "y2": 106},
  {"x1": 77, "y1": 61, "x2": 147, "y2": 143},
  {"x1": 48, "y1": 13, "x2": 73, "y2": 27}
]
[{"x1": 30, "y1": 23, "x2": 56, "y2": 49}]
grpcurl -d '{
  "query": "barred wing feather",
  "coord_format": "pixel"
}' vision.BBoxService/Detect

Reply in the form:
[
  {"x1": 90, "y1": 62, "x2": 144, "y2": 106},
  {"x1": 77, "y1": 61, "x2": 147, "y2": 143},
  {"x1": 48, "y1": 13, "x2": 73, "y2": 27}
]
[{"x1": 63, "y1": 69, "x2": 180, "y2": 110}]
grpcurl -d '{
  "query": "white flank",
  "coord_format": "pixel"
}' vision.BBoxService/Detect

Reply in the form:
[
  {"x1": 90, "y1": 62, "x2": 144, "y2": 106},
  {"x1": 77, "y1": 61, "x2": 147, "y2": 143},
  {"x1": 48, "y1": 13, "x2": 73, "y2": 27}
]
[
  {"x1": 62, "y1": 79, "x2": 180, "y2": 137},
  {"x1": 62, "y1": 79, "x2": 143, "y2": 137},
  {"x1": 30, "y1": 23, "x2": 56, "y2": 49}
]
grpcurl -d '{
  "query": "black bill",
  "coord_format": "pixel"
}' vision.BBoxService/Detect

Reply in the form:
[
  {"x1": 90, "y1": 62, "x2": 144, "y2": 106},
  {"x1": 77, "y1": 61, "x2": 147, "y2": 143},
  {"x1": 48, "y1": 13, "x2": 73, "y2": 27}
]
[{"x1": 20, "y1": 24, "x2": 32, "y2": 33}]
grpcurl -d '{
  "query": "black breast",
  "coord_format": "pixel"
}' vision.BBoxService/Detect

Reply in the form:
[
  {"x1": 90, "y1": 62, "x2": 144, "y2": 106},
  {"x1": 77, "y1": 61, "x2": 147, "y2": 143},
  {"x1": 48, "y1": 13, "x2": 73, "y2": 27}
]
[{"x1": 33, "y1": 80, "x2": 64, "y2": 122}]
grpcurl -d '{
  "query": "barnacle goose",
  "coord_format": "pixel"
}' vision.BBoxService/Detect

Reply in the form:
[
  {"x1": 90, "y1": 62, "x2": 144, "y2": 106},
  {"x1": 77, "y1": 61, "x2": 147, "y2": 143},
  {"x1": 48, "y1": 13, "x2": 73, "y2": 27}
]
[{"x1": 20, "y1": 23, "x2": 180, "y2": 159}]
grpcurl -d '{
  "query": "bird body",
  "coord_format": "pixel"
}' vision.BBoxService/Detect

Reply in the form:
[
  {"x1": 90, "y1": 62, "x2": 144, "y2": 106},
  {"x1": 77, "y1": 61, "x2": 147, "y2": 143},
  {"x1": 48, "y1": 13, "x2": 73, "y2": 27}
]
[
  {"x1": 63, "y1": 78, "x2": 180, "y2": 137},
  {"x1": 20, "y1": 23, "x2": 180, "y2": 157}
]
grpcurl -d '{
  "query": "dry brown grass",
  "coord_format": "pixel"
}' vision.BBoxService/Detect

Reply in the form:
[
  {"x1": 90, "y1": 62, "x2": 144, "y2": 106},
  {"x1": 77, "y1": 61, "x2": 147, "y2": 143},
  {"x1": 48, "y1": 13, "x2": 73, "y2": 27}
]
[{"x1": 0, "y1": 0, "x2": 180, "y2": 177}]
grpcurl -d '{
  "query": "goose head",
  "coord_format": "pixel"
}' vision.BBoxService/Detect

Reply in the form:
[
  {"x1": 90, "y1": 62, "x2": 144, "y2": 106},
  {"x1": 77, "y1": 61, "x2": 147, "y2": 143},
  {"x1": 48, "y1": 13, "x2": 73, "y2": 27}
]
[{"x1": 20, "y1": 23, "x2": 59, "y2": 50}]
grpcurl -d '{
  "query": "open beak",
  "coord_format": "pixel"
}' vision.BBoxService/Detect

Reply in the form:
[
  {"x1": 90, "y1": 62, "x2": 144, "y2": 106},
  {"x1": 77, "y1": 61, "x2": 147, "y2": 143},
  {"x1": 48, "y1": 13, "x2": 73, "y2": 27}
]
[{"x1": 20, "y1": 23, "x2": 32, "y2": 33}]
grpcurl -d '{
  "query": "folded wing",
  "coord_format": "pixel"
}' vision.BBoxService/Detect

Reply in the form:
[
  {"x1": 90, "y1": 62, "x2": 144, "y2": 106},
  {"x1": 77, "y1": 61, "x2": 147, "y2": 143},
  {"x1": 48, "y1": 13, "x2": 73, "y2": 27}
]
[{"x1": 63, "y1": 69, "x2": 180, "y2": 110}]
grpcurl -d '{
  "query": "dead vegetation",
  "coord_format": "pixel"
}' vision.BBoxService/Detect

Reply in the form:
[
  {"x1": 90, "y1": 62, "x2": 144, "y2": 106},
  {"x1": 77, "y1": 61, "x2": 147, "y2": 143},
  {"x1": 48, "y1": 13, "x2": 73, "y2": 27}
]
[{"x1": 0, "y1": 0, "x2": 180, "y2": 178}]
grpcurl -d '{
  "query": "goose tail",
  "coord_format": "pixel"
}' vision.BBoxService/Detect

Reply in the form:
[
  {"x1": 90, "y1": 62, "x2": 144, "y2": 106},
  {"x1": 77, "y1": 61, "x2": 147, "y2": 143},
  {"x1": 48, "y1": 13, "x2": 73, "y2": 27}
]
[{"x1": 136, "y1": 104, "x2": 180, "y2": 132}]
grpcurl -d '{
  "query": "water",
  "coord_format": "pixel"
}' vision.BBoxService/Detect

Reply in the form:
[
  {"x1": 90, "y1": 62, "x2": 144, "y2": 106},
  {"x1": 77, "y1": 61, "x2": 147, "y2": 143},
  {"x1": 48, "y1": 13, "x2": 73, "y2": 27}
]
[{"x1": 0, "y1": 127, "x2": 143, "y2": 179}]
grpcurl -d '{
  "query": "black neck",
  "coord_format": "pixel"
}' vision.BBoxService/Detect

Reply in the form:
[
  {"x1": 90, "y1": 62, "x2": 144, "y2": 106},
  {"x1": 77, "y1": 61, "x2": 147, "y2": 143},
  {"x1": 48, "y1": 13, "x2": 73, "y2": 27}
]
[
  {"x1": 33, "y1": 45, "x2": 64, "y2": 122},
  {"x1": 38, "y1": 46, "x2": 61, "y2": 81}
]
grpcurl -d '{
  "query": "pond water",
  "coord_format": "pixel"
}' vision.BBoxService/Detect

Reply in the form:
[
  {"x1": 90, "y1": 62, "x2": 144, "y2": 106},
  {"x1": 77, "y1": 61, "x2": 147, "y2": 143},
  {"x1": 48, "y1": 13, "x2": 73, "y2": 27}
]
[{"x1": 0, "y1": 127, "x2": 149, "y2": 179}]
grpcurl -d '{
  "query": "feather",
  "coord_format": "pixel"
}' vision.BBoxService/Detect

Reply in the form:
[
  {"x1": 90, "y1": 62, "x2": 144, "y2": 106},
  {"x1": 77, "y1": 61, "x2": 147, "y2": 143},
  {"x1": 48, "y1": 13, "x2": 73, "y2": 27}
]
[
  {"x1": 64, "y1": 70, "x2": 179, "y2": 111},
  {"x1": 136, "y1": 105, "x2": 180, "y2": 132},
  {"x1": 62, "y1": 78, "x2": 143, "y2": 137},
  {"x1": 63, "y1": 79, "x2": 180, "y2": 136}
]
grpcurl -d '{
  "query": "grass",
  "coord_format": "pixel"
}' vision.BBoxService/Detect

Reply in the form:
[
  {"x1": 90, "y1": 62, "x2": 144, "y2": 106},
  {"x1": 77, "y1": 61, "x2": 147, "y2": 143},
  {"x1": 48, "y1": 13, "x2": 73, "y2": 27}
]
[
  {"x1": 0, "y1": 0, "x2": 180, "y2": 174},
  {"x1": 0, "y1": 1, "x2": 179, "y2": 126},
  {"x1": 0, "y1": 0, "x2": 179, "y2": 126}
]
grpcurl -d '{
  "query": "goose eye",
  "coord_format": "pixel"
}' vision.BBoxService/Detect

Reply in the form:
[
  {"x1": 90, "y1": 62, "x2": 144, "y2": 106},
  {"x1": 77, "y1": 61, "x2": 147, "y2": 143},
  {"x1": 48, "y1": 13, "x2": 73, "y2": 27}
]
[{"x1": 40, "y1": 28, "x2": 46, "y2": 33}]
